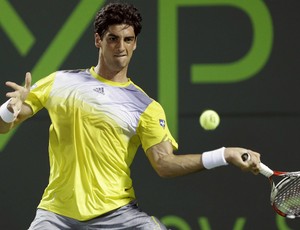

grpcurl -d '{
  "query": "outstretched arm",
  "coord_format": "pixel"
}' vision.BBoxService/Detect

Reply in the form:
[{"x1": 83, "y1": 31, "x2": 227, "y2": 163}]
[
  {"x1": 0, "y1": 72, "x2": 33, "y2": 133},
  {"x1": 146, "y1": 141, "x2": 260, "y2": 178}
]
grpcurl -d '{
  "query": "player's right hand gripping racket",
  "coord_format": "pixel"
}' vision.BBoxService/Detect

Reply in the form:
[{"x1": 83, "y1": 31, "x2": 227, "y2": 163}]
[{"x1": 242, "y1": 153, "x2": 300, "y2": 219}]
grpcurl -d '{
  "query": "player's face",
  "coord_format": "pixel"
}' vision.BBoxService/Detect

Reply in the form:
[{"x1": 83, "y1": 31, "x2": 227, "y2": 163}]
[{"x1": 96, "y1": 24, "x2": 137, "y2": 73}]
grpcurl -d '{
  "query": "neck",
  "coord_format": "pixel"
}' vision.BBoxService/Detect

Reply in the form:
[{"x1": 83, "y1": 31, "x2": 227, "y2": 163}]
[{"x1": 94, "y1": 64, "x2": 128, "y2": 83}]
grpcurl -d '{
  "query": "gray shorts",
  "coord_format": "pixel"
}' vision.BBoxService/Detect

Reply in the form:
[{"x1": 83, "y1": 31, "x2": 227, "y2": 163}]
[{"x1": 28, "y1": 201, "x2": 167, "y2": 230}]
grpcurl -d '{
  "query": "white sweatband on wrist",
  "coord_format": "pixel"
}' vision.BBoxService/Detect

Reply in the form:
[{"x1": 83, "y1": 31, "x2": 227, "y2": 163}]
[
  {"x1": 0, "y1": 99, "x2": 15, "y2": 123},
  {"x1": 202, "y1": 147, "x2": 228, "y2": 169}
]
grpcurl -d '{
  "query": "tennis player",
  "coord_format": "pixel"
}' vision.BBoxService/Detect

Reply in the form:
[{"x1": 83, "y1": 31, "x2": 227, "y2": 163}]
[{"x1": 0, "y1": 2, "x2": 261, "y2": 229}]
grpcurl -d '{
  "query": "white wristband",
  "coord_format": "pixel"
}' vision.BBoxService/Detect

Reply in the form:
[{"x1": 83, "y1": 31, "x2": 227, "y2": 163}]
[
  {"x1": 202, "y1": 147, "x2": 228, "y2": 169},
  {"x1": 0, "y1": 99, "x2": 15, "y2": 123}
]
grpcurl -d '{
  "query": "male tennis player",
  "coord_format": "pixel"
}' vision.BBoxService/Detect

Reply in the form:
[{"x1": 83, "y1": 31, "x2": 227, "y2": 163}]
[{"x1": 0, "y1": 2, "x2": 261, "y2": 229}]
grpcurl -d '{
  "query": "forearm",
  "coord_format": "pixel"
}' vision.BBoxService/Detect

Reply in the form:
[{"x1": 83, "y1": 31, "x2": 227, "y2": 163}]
[
  {"x1": 152, "y1": 153, "x2": 204, "y2": 178},
  {"x1": 152, "y1": 147, "x2": 232, "y2": 177},
  {"x1": 160, "y1": 147, "x2": 229, "y2": 177},
  {"x1": 146, "y1": 141, "x2": 206, "y2": 178}
]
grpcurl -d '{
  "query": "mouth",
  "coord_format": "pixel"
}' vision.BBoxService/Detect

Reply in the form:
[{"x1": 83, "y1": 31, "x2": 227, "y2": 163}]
[{"x1": 114, "y1": 54, "x2": 127, "y2": 58}]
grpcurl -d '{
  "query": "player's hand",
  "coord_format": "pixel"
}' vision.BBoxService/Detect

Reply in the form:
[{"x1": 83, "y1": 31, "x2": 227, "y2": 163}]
[
  {"x1": 224, "y1": 147, "x2": 261, "y2": 175},
  {"x1": 5, "y1": 72, "x2": 32, "y2": 118}
]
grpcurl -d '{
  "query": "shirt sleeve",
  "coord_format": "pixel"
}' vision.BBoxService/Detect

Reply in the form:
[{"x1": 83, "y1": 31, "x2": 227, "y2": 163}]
[
  {"x1": 25, "y1": 72, "x2": 56, "y2": 114},
  {"x1": 137, "y1": 100, "x2": 178, "y2": 152}
]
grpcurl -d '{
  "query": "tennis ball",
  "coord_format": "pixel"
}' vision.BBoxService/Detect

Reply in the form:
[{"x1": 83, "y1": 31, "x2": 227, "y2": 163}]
[{"x1": 199, "y1": 110, "x2": 220, "y2": 130}]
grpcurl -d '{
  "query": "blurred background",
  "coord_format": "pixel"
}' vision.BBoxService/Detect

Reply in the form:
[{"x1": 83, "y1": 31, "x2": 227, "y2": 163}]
[{"x1": 0, "y1": 0, "x2": 300, "y2": 229}]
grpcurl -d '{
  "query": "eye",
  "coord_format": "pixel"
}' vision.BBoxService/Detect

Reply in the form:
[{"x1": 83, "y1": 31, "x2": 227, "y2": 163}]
[
  {"x1": 125, "y1": 37, "x2": 135, "y2": 43},
  {"x1": 108, "y1": 36, "x2": 117, "y2": 42}
]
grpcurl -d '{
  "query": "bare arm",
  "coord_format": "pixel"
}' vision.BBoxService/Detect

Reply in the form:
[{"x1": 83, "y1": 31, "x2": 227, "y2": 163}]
[
  {"x1": 146, "y1": 141, "x2": 260, "y2": 178},
  {"x1": 0, "y1": 72, "x2": 33, "y2": 133}
]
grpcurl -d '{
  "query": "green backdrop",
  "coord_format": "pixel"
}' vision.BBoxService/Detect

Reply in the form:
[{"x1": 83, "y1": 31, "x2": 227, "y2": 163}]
[{"x1": 0, "y1": 0, "x2": 300, "y2": 229}]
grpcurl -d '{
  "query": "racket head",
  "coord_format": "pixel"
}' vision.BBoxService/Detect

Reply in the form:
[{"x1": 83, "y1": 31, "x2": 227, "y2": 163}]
[
  {"x1": 240, "y1": 153, "x2": 300, "y2": 218},
  {"x1": 270, "y1": 176, "x2": 300, "y2": 218}
]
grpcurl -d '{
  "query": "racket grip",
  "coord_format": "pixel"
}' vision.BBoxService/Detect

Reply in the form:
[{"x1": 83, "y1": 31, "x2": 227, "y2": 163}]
[{"x1": 259, "y1": 163, "x2": 274, "y2": 177}]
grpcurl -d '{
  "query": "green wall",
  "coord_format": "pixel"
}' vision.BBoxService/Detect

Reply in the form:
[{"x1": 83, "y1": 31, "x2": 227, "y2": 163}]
[{"x1": 0, "y1": 0, "x2": 300, "y2": 229}]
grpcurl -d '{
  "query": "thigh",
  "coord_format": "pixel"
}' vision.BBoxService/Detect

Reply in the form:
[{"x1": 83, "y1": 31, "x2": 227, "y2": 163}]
[
  {"x1": 87, "y1": 201, "x2": 167, "y2": 230},
  {"x1": 28, "y1": 209, "x2": 76, "y2": 230}
]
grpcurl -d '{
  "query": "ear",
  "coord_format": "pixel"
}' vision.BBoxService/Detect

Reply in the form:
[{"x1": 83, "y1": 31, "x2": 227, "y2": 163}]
[
  {"x1": 95, "y1": 33, "x2": 101, "y2": 48},
  {"x1": 133, "y1": 37, "x2": 137, "y2": 51}
]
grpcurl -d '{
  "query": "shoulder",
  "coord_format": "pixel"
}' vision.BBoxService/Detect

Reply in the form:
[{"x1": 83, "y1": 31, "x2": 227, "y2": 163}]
[
  {"x1": 50, "y1": 69, "x2": 94, "y2": 85},
  {"x1": 127, "y1": 81, "x2": 165, "y2": 115},
  {"x1": 144, "y1": 100, "x2": 165, "y2": 117},
  {"x1": 125, "y1": 81, "x2": 154, "y2": 106},
  {"x1": 55, "y1": 68, "x2": 90, "y2": 77}
]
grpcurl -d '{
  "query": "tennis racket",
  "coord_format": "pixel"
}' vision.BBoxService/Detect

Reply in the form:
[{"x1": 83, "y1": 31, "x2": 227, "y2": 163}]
[{"x1": 242, "y1": 153, "x2": 300, "y2": 219}]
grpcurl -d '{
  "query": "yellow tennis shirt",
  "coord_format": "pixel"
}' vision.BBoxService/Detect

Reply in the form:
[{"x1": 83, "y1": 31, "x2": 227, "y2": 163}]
[{"x1": 25, "y1": 67, "x2": 178, "y2": 221}]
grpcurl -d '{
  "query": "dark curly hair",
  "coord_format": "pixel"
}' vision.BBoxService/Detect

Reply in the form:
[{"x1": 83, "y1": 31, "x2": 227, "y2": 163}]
[{"x1": 94, "y1": 2, "x2": 142, "y2": 39}]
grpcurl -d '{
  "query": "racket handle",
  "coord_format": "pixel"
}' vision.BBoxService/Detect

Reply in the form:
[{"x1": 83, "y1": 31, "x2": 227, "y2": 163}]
[{"x1": 259, "y1": 163, "x2": 274, "y2": 177}]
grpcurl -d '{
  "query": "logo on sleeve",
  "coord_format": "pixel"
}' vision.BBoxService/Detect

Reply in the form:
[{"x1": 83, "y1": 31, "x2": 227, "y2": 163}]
[{"x1": 159, "y1": 119, "x2": 166, "y2": 128}]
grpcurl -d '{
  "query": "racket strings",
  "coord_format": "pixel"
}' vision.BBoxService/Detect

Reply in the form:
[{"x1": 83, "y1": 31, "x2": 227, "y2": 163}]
[{"x1": 273, "y1": 177, "x2": 300, "y2": 216}]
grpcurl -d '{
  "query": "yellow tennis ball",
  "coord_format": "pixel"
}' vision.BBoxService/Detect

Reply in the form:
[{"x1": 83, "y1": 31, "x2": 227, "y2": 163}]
[{"x1": 199, "y1": 110, "x2": 220, "y2": 130}]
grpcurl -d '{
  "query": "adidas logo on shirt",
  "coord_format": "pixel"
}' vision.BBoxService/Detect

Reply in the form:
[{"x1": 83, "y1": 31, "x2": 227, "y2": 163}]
[{"x1": 93, "y1": 87, "x2": 105, "y2": 95}]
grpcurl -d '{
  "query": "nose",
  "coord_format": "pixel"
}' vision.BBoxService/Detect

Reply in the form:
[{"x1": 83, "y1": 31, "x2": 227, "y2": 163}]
[{"x1": 116, "y1": 40, "x2": 125, "y2": 51}]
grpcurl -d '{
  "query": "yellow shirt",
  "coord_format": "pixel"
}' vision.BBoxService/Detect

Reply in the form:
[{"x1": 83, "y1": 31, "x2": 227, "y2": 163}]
[{"x1": 25, "y1": 67, "x2": 178, "y2": 221}]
